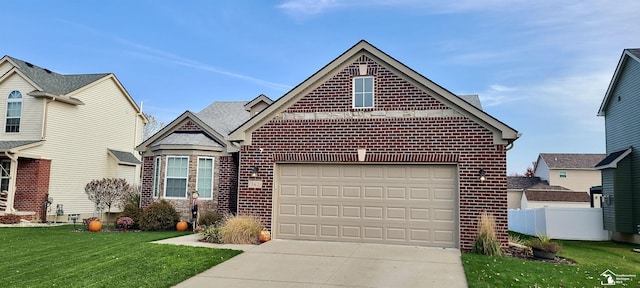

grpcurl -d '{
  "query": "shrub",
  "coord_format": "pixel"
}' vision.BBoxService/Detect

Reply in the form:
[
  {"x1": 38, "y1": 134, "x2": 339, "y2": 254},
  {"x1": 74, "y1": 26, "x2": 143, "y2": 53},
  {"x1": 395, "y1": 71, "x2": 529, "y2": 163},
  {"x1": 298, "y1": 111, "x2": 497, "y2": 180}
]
[
  {"x1": 526, "y1": 234, "x2": 562, "y2": 253},
  {"x1": 472, "y1": 211, "x2": 503, "y2": 256},
  {"x1": 116, "y1": 216, "x2": 134, "y2": 230},
  {"x1": 200, "y1": 226, "x2": 222, "y2": 244},
  {"x1": 139, "y1": 200, "x2": 180, "y2": 231},
  {"x1": 0, "y1": 214, "x2": 22, "y2": 224},
  {"x1": 219, "y1": 214, "x2": 263, "y2": 244},
  {"x1": 198, "y1": 210, "x2": 223, "y2": 227},
  {"x1": 122, "y1": 193, "x2": 142, "y2": 229}
]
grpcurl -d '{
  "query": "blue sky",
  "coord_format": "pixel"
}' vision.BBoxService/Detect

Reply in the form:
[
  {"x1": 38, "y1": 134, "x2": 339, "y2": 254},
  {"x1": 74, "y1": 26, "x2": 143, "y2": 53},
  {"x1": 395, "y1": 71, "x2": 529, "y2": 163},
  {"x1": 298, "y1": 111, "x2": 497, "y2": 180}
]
[{"x1": 2, "y1": 0, "x2": 638, "y2": 174}]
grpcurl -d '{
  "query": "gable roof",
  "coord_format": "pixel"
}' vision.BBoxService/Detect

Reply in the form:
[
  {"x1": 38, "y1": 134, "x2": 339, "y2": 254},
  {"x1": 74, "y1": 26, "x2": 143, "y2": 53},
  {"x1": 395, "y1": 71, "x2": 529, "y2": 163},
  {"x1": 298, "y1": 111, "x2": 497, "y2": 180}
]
[
  {"x1": 244, "y1": 94, "x2": 273, "y2": 111},
  {"x1": 136, "y1": 109, "x2": 234, "y2": 152},
  {"x1": 598, "y1": 48, "x2": 640, "y2": 116},
  {"x1": 0, "y1": 56, "x2": 145, "y2": 121},
  {"x1": 524, "y1": 190, "x2": 590, "y2": 202},
  {"x1": 4, "y1": 56, "x2": 109, "y2": 96},
  {"x1": 538, "y1": 153, "x2": 606, "y2": 169},
  {"x1": 228, "y1": 40, "x2": 519, "y2": 145}
]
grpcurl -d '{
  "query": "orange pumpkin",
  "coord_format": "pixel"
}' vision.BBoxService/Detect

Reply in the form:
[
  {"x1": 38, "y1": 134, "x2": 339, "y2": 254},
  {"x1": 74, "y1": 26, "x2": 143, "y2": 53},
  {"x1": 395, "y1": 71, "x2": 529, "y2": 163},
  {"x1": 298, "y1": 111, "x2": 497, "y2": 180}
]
[
  {"x1": 88, "y1": 220, "x2": 102, "y2": 232},
  {"x1": 176, "y1": 221, "x2": 188, "y2": 231},
  {"x1": 259, "y1": 228, "x2": 271, "y2": 242}
]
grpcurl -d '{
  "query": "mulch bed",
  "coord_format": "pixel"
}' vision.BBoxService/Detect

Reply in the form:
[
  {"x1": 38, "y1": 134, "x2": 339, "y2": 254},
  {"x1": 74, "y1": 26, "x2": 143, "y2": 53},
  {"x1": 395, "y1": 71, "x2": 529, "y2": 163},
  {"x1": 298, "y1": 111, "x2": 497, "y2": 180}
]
[{"x1": 506, "y1": 242, "x2": 576, "y2": 264}]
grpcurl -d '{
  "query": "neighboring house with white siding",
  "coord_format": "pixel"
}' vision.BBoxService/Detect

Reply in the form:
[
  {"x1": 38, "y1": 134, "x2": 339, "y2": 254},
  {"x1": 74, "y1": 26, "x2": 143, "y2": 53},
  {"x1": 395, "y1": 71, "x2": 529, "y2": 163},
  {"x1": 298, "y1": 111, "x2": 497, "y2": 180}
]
[{"x1": 0, "y1": 55, "x2": 146, "y2": 222}]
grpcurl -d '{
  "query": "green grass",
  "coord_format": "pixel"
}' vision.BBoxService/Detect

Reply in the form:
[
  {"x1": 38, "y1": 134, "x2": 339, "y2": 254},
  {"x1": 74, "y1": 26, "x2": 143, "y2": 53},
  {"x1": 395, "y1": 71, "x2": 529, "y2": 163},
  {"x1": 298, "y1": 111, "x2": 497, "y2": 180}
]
[
  {"x1": 0, "y1": 225, "x2": 242, "y2": 288},
  {"x1": 463, "y1": 239, "x2": 640, "y2": 287}
]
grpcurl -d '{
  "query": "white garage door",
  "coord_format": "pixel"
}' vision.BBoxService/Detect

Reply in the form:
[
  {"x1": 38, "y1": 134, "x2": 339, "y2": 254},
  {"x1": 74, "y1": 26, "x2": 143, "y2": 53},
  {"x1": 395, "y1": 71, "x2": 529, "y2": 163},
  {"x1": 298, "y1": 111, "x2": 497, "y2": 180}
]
[{"x1": 274, "y1": 164, "x2": 458, "y2": 247}]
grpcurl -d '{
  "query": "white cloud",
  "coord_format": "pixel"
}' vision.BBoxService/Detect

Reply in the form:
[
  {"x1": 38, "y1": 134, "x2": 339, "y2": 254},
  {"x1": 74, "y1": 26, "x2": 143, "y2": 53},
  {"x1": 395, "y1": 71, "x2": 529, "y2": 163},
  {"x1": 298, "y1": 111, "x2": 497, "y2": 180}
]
[
  {"x1": 113, "y1": 38, "x2": 292, "y2": 92},
  {"x1": 277, "y1": 0, "x2": 343, "y2": 17}
]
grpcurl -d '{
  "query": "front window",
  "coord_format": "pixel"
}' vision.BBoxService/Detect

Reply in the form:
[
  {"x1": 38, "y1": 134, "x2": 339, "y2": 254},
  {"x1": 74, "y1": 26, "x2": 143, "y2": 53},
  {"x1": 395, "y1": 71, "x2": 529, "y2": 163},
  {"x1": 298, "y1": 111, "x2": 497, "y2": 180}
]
[
  {"x1": 0, "y1": 159, "x2": 10, "y2": 192},
  {"x1": 6, "y1": 90, "x2": 22, "y2": 133},
  {"x1": 152, "y1": 157, "x2": 161, "y2": 198},
  {"x1": 353, "y1": 76, "x2": 374, "y2": 108},
  {"x1": 196, "y1": 157, "x2": 214, "y2": 199},
  {"x1": 165, "y1": 156, "x2": 189, "y2": 198},
  {"x1": 559, "y1": 170, "x2": 567, "y2": 178}
]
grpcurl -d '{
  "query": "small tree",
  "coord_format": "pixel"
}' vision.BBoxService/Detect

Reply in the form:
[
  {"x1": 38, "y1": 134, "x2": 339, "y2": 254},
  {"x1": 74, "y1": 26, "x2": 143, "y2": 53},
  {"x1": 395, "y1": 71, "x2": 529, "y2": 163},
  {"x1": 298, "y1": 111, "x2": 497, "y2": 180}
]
[
  {"x1": 143, "y1": 113, "x2": 164, "y2": 140},
  {"x1": 85, "y1": 178, "x2": 132, "y2": 226},
  {"x1": 524, "y1": 166, "x2": 535, "y2": 177}
]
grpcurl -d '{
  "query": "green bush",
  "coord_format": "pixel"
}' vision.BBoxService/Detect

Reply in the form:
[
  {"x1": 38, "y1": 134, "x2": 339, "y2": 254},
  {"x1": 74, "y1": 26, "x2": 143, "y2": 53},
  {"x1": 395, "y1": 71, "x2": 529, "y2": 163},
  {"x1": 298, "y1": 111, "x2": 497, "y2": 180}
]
[
  {"x1": 472, "y1": 211, "x2": 503, "y2": 256},
  {"x1": 198, "y1": 210, "x2": 223, "y2": 227},
  {"x1": 200, "y1": 226, "x2": 222, "y2": 243},
  {"x1": 0, "y1": 214, "x2": 22, "y2": 224},
  {"x1": 219, "y1": 214, "x2": 263, "y2": 244},
  {"x1": 122, "y1": 202, "x2": 142, "y2": 229},
  {"x1": 139, "y1": 200, "x2": 180, "y2": 231}
]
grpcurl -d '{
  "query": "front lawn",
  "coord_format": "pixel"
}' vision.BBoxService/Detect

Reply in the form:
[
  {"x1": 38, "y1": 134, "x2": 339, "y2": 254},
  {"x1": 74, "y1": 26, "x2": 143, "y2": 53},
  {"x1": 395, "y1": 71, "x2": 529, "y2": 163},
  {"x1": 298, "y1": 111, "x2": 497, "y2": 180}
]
[
  {"x1": 0, "y1": 225, "x2": 241, "y2": 288},
  {"x1": 463, "y1": 239, "x2": 640, "y2": 287}
]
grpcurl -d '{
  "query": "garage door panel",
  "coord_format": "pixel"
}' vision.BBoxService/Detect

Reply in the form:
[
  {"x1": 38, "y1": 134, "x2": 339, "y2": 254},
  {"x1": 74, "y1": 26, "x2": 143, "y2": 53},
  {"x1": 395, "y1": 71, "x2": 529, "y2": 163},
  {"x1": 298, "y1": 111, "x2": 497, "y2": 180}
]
[
  {"x1": 280, "y1": 185, "x2": 298, "y2": 196},
  {"x1": 343, "y1": 186, "x2": 361, "y2": 198},
  {"x1": 300, "y1": 186, "x2": 318, "y2": 197},
  {"x1": 299, "y1": 204, "x2": 318, "y2": 216},
  {"x1": 275, "y1": 164, "x2": 458, "y2": 247},
  {"x1": 364, "y1": 186, "x2": 383, "y2": 199}
]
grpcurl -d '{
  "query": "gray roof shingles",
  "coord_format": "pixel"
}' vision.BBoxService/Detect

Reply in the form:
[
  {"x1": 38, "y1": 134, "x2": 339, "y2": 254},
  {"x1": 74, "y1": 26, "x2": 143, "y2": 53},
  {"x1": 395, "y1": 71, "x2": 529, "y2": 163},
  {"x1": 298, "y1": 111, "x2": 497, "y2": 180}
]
[
  {"x1": 108, "y1": 149, "x2": 141, "y2": 164},
  {"x1": 507, "y1": 176, "x2": 571, "y2": 191},
  {"x1": 0, "y1": 140, "x2": 42, "y2": 151},
  {"x1": 196, "y1": 101, "x2": 251, "y2": 135},
  {"x1": 539, "y1": 153, "x2": 606, "y2": 169},
  {"x1": 524, "y1": 190, "x2": 590, "y2": 202},
  {"x1": 7, "y1": 56, "x2": 108, "y2": 96}
]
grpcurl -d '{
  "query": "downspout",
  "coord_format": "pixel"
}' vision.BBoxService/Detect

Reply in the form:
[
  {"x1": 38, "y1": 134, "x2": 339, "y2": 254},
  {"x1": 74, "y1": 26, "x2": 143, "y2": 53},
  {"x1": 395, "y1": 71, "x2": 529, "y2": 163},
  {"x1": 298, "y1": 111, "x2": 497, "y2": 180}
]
[
  {"x1": 3, "y1": 151, "x2": 18, "y2": 213},
  {"x1": 41, "y1": 98, "x2": 54, "y2": 139}
]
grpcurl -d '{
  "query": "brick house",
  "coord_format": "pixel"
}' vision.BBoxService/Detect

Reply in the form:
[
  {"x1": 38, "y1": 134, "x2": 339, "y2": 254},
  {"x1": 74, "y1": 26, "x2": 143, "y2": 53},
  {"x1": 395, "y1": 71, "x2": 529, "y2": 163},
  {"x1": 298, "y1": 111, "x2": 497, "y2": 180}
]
[
  {"x1": 139, "y1": 40, "x2": 519, "y2": 250},
  {"x1": 0, "y1": 55, "x2": 145, "y2": 221}
]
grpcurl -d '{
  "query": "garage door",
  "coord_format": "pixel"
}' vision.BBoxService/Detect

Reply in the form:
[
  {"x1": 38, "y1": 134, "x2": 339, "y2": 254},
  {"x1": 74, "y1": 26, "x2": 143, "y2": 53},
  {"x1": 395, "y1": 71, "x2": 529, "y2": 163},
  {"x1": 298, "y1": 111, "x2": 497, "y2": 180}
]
[{"x1": 274, "y1": 164, "x2": 458, "y2": 247}]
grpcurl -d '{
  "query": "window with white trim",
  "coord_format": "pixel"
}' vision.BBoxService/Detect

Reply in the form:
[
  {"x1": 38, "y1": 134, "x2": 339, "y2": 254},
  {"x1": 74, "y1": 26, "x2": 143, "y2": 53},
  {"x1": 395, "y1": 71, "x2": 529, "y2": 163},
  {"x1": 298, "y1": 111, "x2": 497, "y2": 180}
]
[
  {"x1": 0, "y1": 159, "x2": 10, "y2": 192},
  {"x1": 559, "y1": 170, "x2": 567, "y2": 178},
  {"x1": 353, "y1": 76, "x2": 374, "y2": 108},
  {"x1": 196, "y1": 157, "x2": 214, "y2": 199},
  {"x1": 6, "y1": 91, "x2": 22, "y2": 133},
  {"x1": 152, "y1": 157, "x2": 161, "y2": 198},
  {"x1": 165, "y1": 156, "x2": 189, "y2": 198}
]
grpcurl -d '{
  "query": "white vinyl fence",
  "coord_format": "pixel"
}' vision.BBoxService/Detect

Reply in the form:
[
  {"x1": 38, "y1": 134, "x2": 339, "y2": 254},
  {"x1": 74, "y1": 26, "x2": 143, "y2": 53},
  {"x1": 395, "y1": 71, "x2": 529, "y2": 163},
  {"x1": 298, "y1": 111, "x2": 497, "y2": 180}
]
[{"x1": 508, "y1": 207, "x2": 611, "y2": 241}]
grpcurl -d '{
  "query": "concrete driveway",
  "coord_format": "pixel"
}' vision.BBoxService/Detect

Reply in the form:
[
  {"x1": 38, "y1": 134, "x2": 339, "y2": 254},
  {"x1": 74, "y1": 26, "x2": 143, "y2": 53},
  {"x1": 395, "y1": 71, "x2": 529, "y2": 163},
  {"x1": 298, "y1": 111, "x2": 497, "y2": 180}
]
[{"x1": 172, "y1": 239, "x2": 468, "y2": 288}]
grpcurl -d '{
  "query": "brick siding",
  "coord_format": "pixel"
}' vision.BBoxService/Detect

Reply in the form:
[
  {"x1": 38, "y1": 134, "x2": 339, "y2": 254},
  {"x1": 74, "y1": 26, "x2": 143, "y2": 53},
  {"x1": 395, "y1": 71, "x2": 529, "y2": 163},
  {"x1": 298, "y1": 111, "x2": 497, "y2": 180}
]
[
  {"x1": 14, "y1": 158, "x2": 51, "y2": 222},
  {"x1": 140, "y1": 130, "x2": 238, "y2": 218},
  {"x1": 236, "y1": 55, "x2": 509, "y2": 250}
]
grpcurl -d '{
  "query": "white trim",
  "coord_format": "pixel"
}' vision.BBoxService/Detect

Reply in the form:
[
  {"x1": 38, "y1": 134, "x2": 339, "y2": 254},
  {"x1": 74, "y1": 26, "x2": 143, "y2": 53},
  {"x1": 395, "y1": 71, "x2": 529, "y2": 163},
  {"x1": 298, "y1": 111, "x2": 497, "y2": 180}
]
[
  {"x1": 152, "y1": 156, "x2": 161, "y2": 198},
  {"x1": 352, "y1": 76, "x2": 375, "y2": 109},
  {"x1": 164, "y1": 156, "x2": 189, "y2": 199},
  {"x1": 196, "y1": 156, "x2": 215, "y2": 200},
  {"x1": 5, "y1": 90, "x2": 23, "y2": 133}
]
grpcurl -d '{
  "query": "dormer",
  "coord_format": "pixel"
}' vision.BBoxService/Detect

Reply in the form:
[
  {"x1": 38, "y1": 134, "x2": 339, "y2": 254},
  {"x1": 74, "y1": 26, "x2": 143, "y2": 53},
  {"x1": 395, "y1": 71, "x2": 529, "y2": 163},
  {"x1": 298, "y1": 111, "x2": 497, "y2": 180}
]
[{"x1": 244, "y1": 94, "x2": 273, "y2": 117}]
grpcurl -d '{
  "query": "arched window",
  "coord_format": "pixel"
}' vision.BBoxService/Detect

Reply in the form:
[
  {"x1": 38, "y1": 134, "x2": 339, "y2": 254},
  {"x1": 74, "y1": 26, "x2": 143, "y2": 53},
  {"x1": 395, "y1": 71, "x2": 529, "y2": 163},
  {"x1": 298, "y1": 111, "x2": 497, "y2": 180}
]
[{"x1": 6, "y1": 90, "x2": 22, "y2": 133}]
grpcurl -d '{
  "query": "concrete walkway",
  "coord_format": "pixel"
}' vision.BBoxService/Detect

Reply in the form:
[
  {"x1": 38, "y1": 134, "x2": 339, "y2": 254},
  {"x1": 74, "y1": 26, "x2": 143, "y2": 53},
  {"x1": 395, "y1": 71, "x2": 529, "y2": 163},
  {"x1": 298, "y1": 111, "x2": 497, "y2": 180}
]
[{"x1": 157, "y1": 235, "x2": 468, "y2": 288}]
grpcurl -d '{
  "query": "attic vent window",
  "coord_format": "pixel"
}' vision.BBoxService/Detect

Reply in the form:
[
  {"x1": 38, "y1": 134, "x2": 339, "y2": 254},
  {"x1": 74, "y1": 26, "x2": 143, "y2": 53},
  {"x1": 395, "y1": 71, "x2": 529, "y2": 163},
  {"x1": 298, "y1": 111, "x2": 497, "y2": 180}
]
[{"x1": 353, "y1": 76, "x2": 374, "y2": 108}]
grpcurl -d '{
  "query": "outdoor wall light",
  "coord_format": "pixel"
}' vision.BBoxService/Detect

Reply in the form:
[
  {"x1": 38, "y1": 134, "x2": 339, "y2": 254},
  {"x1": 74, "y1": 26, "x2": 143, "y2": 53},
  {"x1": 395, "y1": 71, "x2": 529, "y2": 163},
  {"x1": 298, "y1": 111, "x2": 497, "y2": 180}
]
[
  {"x1": 479, "y1": 169, "x2": 486, "y2": 182},
  {"x1": 250, "y1": 167, "x2": 259, "y2": 178}
]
